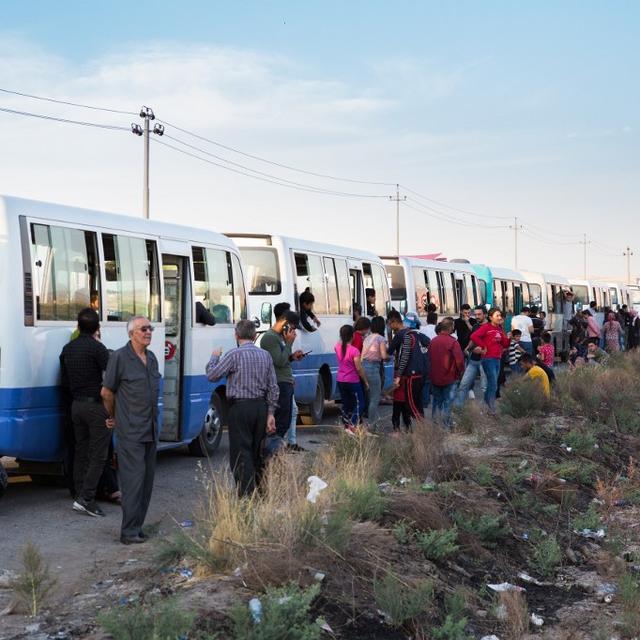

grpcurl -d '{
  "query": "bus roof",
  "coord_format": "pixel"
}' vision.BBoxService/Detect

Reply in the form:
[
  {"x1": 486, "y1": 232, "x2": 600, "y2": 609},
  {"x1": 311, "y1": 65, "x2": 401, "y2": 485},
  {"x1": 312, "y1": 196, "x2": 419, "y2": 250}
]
[
  {"x1": 226, "y1": 233, "x2": 383, "y2": 263},
  {"x1": 0, "y1": 195, "x2": 237, "y2": 249},
  {"x1": 383, "y1": 255, "x2": 478, "y2": 274},
  {"x1": 520, "y1": 270, "x2": 571, "y2": 286}
]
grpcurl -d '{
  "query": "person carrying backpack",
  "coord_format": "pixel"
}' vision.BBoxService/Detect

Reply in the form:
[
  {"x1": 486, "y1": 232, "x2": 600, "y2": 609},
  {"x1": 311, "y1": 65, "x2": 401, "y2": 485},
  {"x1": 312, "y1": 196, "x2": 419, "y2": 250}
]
[{"x1": 387, "y1": 310, "x2": 430, "y2": 431}]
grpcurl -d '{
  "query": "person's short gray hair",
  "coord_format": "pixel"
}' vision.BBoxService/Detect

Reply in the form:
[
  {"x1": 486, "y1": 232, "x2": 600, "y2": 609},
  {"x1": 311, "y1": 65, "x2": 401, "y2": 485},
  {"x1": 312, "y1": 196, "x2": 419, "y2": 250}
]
[
  {"x1": 127, "y1": 315, "x2": 150, "y2": 335},
  {"x1": 235, "y1": 319, "x2": 257, "y2": 341}
]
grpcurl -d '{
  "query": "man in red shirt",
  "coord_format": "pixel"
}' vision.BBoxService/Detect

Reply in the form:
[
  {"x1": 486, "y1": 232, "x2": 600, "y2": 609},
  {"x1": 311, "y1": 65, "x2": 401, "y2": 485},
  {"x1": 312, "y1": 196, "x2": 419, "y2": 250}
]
[{"x1": 428, "y1": 319, "x2": 465, "y2": 428}]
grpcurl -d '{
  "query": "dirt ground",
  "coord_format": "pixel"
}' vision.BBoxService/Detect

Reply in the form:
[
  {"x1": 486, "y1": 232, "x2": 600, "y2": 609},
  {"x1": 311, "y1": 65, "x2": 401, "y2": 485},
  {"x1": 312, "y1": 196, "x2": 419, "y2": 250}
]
[{"x1": 0, "y1": 405, "x2": 347, "y2": 640}]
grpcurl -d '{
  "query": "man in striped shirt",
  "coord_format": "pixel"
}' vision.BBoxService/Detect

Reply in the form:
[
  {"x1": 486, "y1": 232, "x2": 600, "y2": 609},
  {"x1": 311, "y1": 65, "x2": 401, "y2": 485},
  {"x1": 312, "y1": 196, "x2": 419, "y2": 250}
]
[{"x1": 206, "y1": 320, "x2": 279, "y2": 496}]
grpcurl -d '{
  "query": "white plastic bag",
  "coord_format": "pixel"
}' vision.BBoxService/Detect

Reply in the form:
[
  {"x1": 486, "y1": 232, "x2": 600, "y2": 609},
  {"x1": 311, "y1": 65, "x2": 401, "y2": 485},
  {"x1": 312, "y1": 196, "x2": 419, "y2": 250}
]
[{"x1": 306, "y1": 476, "x2": 328, "y2": 503}]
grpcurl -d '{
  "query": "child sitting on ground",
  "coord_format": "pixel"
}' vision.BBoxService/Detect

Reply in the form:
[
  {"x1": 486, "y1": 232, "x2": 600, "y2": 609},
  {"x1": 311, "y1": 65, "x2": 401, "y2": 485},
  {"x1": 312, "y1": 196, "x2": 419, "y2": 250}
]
[
  {"x1": 508, "y1": 329, "x2": 526, "y2": 373},
  {"x1": 537, "y1": 332, "x2": 555, "y2": 367}
]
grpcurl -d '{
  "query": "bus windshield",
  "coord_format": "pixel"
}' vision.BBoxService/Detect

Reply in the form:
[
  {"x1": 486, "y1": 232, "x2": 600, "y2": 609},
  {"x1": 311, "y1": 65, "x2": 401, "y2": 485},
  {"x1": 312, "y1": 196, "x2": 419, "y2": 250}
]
[{"x1": 240, "y1": 247, "x2": 282, "y2": 295}]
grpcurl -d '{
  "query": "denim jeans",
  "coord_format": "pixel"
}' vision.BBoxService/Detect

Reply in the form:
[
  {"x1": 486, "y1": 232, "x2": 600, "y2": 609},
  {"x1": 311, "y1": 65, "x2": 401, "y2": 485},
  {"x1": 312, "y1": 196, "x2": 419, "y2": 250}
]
[
  {"x1": 338, "y1": 381, "x2": 365, "y2": 427},
  {"x1": 521, "y1": 341, "x2": 534, "y2": 355},
  {"x1": 481, "y1": 358, "x2": 501, "y2": 411},
  {"x1": 431, "y1": 382, "x2": 457, "y2": 428},
  {"x1": 362, "y1": 361, "x2": 382, "y2": 425},
  {"x1": 286, "y1": 394, "x2": 298, "y2": 445},
  {"x1": 454, "y1": 358, "x2": 482, "y2": 407}
]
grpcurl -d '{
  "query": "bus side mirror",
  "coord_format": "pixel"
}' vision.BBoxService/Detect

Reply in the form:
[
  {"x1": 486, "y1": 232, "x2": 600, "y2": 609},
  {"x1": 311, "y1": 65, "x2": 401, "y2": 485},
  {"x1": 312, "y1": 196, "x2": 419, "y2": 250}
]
[{"x1": 261, "y1": 302, "x2": 272, "y2": 326}]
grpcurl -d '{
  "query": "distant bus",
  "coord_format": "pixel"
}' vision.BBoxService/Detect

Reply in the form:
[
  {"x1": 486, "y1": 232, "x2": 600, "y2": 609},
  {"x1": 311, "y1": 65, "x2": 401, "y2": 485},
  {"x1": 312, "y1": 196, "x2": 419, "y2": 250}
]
[
  {"x1": 227, "y1": 234, "x2": 392, "y2": 423},
  {"x1": 0, "y1": 195, "x2": 247, "y2": 482},
  {"x1": 383, "y1": 257, "x2": 484, "y2": 328}
]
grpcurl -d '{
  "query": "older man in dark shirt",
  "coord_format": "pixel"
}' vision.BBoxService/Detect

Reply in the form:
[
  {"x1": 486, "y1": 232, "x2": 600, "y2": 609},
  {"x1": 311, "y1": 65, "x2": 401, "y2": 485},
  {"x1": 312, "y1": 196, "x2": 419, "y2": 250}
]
[
  {"x1": 206, "y1": 319, "x2": 279, "y2": 496},
  {"x1": 60, "y1": 308, "x2": 111, "y2": 518},
  {"x1": 101, "y1": 315, "x2": 161, "y2": 544}
]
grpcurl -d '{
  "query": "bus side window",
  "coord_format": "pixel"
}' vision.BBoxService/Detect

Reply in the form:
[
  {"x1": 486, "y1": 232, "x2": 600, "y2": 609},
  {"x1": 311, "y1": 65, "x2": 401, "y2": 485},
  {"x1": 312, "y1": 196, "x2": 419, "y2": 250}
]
[
  {"x1": 306, "y1": 254, "x2": 328, "y2": 314},
  {"x1": 323, "y1": 257, "x2": 340, "y2": 315},
  {"x1": 493, "y1": 279, "x2": 504, "y2": 310},
  {"x1": 413, "y1": 267, "x2": 428, "y2": 317},
  {"x1": 372, "y1": 263, "x2": 390, "y2": 315},
  {"x1": 478, "y1": 279, "x2": 487, "y2": 306},
  {"x1": 443, "y1": 272, "x2": 456, "y2": 316},
  {"x1": 231, "y1": 253, "x2": 247, "y2": 321},
  {"x1": 103, "y1": 234, "x2": 160, "y2": 322},
  {"x1": 334, "y1": 258, "x2": 351, "y2": 316},
  {"x1": 30, "y1": 223, "x2": 101, "y2": 321},
  {"x1": 192, "y1": 246, "x2": 235, "y2": 324}
]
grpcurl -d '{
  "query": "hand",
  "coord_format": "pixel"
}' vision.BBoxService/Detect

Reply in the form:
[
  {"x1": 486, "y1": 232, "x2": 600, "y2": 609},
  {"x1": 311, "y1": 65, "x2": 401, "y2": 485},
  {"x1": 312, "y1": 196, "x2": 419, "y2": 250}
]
[
  {"x1": 472, "y1": 346, "x2": 483, "y2": 355},
  {"x1": 211, "y1": 347, "x2": 223, "y2": 358},
  {"x1": 315, "y1": 319, "x2": 321, "y2": 327},
  {"x1": 292, "y1": 349, "x2": 305, "y2": 361},
  {"x1": 284, "y1": 327, "x2": 296, "y2": 344},
  {"x1": 393, "y1": 376, "x2": 401, "y2": 389},
  {"x1": 363, "y1": 381, "x2": 370, "y2": 390},
  {"x1": 266, "y1": 414, "x2": 276, "y2": 434},
  {"x1": 106, "y1": 417, "x2": 115, "y2": 429}
]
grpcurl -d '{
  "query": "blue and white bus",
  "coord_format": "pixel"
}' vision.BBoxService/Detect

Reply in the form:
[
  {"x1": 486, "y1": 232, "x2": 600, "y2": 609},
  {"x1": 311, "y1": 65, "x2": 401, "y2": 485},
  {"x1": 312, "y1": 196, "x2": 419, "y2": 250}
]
[
  {"x1": 0, "y1": 195, "x2": 247, "y2": 482},
  {"x1": 227, "y1": 234, "x2": 392, "y2": 424}
]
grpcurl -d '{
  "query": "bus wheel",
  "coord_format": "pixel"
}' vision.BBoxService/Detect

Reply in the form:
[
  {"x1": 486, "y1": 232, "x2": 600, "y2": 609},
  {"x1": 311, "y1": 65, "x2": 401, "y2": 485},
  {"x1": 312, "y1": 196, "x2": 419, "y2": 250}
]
[
  {"x1": 0, "y1": 463, "x2": 7, "y2": 499},
  {"x1": 301, "y1": 377, "x2": 325, "y2": 425},
  {"x1": 189, "y1": 394, "x2": 224, "y2": 457}
]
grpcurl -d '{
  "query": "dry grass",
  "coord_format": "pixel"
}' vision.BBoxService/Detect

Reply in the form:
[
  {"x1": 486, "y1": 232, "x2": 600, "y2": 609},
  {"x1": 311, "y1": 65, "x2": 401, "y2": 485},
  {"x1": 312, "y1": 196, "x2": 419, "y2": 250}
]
[
  {"x1": 386, "y1": 492, "x2": 449, "y2": 531},
  {"x1": 499, "y1": 590, "x2": 529, "y2": 640}
]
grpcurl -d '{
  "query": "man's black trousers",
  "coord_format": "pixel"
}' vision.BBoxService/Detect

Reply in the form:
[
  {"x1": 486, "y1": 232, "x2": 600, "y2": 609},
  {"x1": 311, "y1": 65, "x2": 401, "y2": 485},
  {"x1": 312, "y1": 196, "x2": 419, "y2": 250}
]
[
  {"x1": 71, "y1": 400, "x2": 111, "y2": 503},
  {"x1": 227, "y1": 399, "x2": 268, "y2": 496}
]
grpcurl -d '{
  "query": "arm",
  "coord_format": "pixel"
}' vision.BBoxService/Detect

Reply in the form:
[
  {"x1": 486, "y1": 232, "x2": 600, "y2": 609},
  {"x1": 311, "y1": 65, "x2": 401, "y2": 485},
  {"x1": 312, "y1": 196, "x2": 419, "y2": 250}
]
[
  {"x1": 261, "y1": 333, "x2": 291, "y2": 368},
  {"x1": 396, "y1": 332, "x2": 412, "y2": 377},
  {"x1": 265, "y1": 363, "x2": 279, "y2": 434},
  {"x1": 453, "y1": 342, "x2": 465, "y2": 376},
  {"x1": 196, "y1": 301, "x2": 216, "y2": 326},
  {"x1": 387, "y1": 332, "x2": 402, "y2": 356},
  {"x1": 205, "y1": 351, "x2": 235, "y2": 382},
  {"x1": 354, "y1": 355, "x2": 368, "y2": 387},
  {"x1": 101, "y1": 351, "x2": 119, "y2": 426},
  {"x1": 380, "y1": 338, "x2": 389, "y2": 361},
  {"x1": 100, "y1": 387, "x2": 116, "y2": 427},
  {"x1": 299, "y1": 309, "x2": 316, "y2": 332}
]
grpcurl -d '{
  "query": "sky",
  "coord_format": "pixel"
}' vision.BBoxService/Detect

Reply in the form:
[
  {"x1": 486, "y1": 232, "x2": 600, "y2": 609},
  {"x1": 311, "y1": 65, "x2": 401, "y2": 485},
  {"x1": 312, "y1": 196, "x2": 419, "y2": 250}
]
[{"x1": 0, "y1": 0, "x2": 638, "y2": 281}]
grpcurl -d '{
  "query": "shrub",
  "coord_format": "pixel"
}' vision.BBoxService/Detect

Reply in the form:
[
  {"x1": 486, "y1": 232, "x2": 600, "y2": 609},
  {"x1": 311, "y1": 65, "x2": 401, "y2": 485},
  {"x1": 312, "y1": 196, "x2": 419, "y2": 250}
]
[
  {"x1": 374, "y1": 573, "x2": 434, "y2": 628},
  {"x1": 334, "y1": 479, "x2": 386, "y2": 522},
  {"x1": 564, "y1": 428, "x2": 597, "y2": 457},
  {"x1": 393, "y1": 520, "x2": 412, "y2": 545},
  {"x1": 619, "y1": 573, "x2": 640, "y2": 636},
  {"x1": 416, "y1": 527, "x2": 459, "y2": 561},
  {"x1": 530, "y1": 532, "x2": 562, "y2": 577},
  {"x1": 12, "y1": 542, "x2": 57, "y2": 616},
  {"x1": 98, "y1": 597, "x2": 194, "y2": 640},
  {"x1": 571, "y1": 502, "x2": 600, "y2": 531},
  {"x1": 322, "y1": 506, "x2": 353, "y2": 553},
  {"x1": 431, "y1": 590, "x2": 473, "y2": 640},
  {"x1": 455, "y1": 513, "x2": 511, "y2": 548},
  {"x1": 473, "y1": 463, "x2": 494, "y2": 487},
  {"x1": 500, "y1": 377, "x2": 550, "y2": 418},
  {"x1": 230, "y1": 583, "x2": 322, "y2": 640},
  {"x1": 549, "y1": 460, "x2": 597, "y2": 486}
]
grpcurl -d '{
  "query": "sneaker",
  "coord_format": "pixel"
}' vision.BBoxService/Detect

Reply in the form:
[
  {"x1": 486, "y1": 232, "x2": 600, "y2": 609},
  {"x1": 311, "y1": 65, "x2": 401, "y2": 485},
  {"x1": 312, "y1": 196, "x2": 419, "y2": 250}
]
[
  {"x1": 344, "y1": 426, "x2": 357, "y2": 437},
  {"x1": 73, "y1": 498, "x2": 105, "y2": 517},
  {"x1": 286, "y1": 443, "x2": 306, "y2": 452}
]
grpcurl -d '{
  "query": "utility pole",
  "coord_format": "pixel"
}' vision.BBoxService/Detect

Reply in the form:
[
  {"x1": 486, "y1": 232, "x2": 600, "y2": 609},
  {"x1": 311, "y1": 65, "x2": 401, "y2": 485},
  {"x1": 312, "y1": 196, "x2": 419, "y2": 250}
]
[
  {"x1": 131, "y1": 106, "x2": 164, "y2": 219},
  {"x1": 389, "y1": 184, "x2": 406, "y2": 256},
  {"x1": 624, "y1": 246, "x2": 634, "y2": 284},
  {"x1": 579, "y1": 233, "x2": 590, "y2": 279},
  {"x1": 509, "y1": 217, "x2": 523, "y2": 269}
]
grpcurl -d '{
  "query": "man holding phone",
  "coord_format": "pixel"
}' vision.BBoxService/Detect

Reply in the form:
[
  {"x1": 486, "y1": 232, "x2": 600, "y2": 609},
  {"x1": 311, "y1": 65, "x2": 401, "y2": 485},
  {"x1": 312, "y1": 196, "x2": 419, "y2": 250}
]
[{"x1": 261, "y1": 303, "x2": 305, "y2": 438}]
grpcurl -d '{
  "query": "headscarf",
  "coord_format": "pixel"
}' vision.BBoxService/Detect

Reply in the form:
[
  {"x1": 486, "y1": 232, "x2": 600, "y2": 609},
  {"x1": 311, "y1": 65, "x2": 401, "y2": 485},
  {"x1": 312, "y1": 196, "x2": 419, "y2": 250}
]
[{"x1": 607, "y1": 311, "x2": 616, "y2": 322}]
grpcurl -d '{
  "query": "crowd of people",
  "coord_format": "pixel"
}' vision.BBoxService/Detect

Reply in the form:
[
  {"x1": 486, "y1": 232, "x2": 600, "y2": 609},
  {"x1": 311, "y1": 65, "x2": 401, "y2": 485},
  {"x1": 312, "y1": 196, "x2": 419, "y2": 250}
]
[{"x1": 59, "y1": 289, "x2": 640, "y2": 515}]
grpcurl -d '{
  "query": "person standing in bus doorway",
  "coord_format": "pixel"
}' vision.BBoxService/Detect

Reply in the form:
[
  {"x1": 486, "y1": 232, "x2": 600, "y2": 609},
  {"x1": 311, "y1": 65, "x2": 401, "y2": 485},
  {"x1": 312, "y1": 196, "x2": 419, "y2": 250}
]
[
  {"x1": 510, "y1": 307, "x2": 534, "y2": 355},
  {"x1": 299, "y1": 289, "x2": 321, "y2": 332},
  {"x1": 261, "y1": 303, "x2": 304, "y2": 438},
  {"x1": 101, "y1": 316, "x2": 161, "y2": 545},
  {"x1": 366, "y1": 288, "x2": 377, "y2": 316},
  {"x1": 387, "y1": 310, "x2": 429, "y2": 429},
  {"x1": 206, "y1": 320, "x2": 279, "y2": 494},
  {"x1": 60, "y1": 308, "x2": 111, "y2": 518}
]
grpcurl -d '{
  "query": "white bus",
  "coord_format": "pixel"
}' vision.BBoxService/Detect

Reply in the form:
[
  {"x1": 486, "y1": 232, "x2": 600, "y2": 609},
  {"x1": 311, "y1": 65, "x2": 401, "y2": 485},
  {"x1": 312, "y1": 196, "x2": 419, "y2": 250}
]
[
  {"x1": 227, "y1": 234, "x2": 392, "y2": 423},
  {"x1": 0, "y1": 195, "x2": 247, "y2": 481},
  {"x1": 383, "y1": 256, "x2": 484, "y2": 326}
]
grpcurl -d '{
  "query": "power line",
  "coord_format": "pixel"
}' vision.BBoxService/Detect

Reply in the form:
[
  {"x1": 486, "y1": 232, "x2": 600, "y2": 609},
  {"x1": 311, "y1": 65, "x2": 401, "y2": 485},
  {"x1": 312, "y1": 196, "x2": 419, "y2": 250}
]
[
  {"x1": 405, "y1": 197, "x2": 509, "y2": 229},
  {"x1": 162, "y1": 133, "x2": 389, "y2": 198},
  {"x1": 0, "y1": 106, "x2": 130, "y2": 131},
  {"x1": 0, "y1": 87, "x2": 136, "y2": 115},
  {"x1": 152, "y1": 137, "x2": 390, "y2": 198},
  {"x1": 158, "y1": 117, "x2": 396, "y2": 187},
  {"x1": 400, "y1": 184, "x2": 513, "y2": 220}
]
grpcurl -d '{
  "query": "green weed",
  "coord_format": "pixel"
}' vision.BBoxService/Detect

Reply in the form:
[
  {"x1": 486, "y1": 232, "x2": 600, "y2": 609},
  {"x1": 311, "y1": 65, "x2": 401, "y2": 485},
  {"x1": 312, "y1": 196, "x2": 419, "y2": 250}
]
[
  {"x1": 619, "y1": 573, "x2": 640, "y2": 636},
  {"x1": 392, "y1": 520, "x2": 412, "y2": 545},
  {"x1": 549, "y1": 460, "x2": 597, "y2": 486},
  {"x1": 374, "y1": 573, "x2": 434, "y2": 628},
  {"x1": 231, "y1": 583, "x2": 322, "y2": 640},
  {"x1": 416, "y1": 527, "x2": 459, "y2": 561},
  {"x1": 11, "y1": 542, "x2": 57, "y2": 616},
  {"x1": 335, "y1": 479, "x2": 387, "y2": 521},
  {"x1": 572, "y1": 504, "x2": 601, "y2": 531},
  {"x1": 564, "y1": 428, "x2": 598, "y2": 457},
  {"x1": 500, "y1": 377, "x2": 550, "y2": 418},
  {"x1": 473, "y1": 463, "x2": 494, "y2": 487},
  {"x1": 455, "y1": 513, "x2": 511, "y2": 548},
  {"x1": 530, "y1": 532, "x2": 562, "y2": 577},
  {"x1": 98, "y1": 597, "x2": 194, "y2": 640}
]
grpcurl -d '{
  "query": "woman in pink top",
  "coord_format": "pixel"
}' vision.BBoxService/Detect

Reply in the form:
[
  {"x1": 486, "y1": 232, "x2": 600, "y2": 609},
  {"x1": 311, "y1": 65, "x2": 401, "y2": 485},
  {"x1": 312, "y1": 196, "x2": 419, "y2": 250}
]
[
  {"x1": 361, "y1": 316, "x2": 389, "y2": 426},
  {"x1": 583, "y1": 309, "x2": 601, "y2": 345},
  {"x1": 603, "y1": 312, "x2": 623, "y2": 352},
  {"x1": 335, "y1": 325, "x2": 368, "y2": 431},
  {"x1": 471, "y1": 308, "x2": 509, "y2": 412}
]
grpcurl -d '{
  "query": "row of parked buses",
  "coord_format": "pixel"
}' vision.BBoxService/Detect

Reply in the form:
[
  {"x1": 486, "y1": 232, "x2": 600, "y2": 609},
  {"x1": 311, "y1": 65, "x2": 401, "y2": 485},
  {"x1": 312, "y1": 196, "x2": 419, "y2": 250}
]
[{"x1": 0, "y1": 195, "x2": 638, "y2": 488}]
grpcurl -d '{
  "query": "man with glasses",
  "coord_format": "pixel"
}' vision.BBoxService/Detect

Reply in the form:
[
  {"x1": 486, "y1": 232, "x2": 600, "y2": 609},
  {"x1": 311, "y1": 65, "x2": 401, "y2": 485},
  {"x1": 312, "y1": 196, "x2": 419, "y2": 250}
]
[
  {"x1": 454, "y1": 306, "x2": 488, "y2": 408},
  {"x1": 101, "y1": 316, "x2": 161, "y2": 544}
]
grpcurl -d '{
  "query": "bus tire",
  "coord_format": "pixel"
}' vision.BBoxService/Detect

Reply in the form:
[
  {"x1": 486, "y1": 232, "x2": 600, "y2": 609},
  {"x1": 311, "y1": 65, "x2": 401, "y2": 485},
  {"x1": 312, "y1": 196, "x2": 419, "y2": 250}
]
[
  {"x1": 0, "y1": 463, "x2": 7, "y2": 498},
  {"x1": 189, "y1": 393, "x2": 224, "y2": 457},
  {"x1": 301, "y1": 377, "x2": 325, "y2": 425}
]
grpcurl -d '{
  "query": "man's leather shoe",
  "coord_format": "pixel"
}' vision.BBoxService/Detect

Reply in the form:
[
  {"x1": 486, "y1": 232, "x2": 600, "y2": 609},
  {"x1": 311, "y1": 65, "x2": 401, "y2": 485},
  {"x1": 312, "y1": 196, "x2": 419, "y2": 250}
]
[{"x1": 120, "y1": 534, "x2": 146, "y2": 545}]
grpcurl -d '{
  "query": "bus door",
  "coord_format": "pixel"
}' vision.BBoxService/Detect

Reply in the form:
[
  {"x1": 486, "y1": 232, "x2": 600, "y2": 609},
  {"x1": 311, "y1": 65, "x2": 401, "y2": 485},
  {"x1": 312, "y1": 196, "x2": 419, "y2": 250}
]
[
  {"x1": 454, "y1": 273, "x2": 465, "y2": 309},
  {"x1": 349, "y1": 263, "x2": 364, "y2": 314},
  {"x1": 161, "y1": 254, "x2": 187, "y2": 441}
]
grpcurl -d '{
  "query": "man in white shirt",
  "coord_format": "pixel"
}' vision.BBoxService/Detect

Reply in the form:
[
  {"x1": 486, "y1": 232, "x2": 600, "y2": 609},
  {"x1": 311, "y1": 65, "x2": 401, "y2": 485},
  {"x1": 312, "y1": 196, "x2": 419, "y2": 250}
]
[{"x1": 511, "y1": 307, "x2": 534, "y2": 355}]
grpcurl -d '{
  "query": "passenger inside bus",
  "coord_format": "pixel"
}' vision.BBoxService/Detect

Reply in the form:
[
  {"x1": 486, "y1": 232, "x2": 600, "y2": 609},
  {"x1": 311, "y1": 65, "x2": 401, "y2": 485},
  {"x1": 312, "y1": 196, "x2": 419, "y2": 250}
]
[{"x1": 299, "y1": 288, "x2": 321, "y2": 332}]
